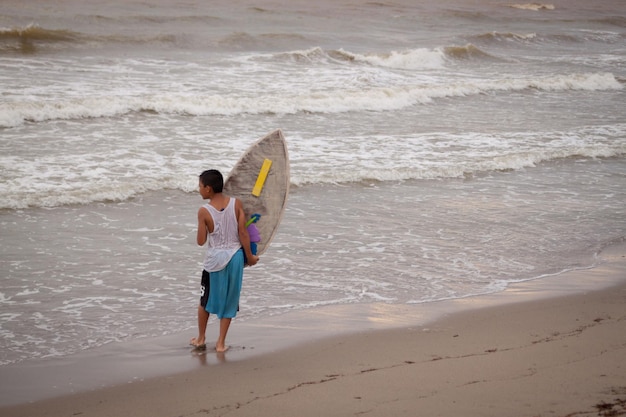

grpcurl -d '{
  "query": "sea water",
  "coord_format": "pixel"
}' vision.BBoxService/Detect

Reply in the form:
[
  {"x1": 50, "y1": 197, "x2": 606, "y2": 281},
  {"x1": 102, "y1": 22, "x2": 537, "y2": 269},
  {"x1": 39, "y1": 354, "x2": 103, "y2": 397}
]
[{"x1": 1, "y1": 0, "x2": 625, "y2": 366}]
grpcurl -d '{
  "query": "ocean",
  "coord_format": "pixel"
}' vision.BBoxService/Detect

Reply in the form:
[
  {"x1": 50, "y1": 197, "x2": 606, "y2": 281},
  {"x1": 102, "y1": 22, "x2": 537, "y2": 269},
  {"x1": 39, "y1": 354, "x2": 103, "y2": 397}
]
[{"x1": 1, "y1": 0, "x2": 625, "y2": 371}]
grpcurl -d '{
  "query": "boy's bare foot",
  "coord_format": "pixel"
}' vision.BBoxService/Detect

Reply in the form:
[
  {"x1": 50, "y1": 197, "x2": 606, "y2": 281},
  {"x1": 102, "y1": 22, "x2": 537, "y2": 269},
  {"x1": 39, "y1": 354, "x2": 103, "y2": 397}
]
[
  {"x1": 215, "y1": 343, "x2": 230, "y2": 353},
  {"x1": 190, "y1": 337, "x2": 206, "y2": 349}
]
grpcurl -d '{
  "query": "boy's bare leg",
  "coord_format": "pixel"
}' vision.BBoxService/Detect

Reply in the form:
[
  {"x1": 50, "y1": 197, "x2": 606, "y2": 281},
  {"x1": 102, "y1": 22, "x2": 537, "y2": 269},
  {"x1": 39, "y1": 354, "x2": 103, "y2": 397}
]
[
  {"x1": 190, "y1": 306, "x2": 208, "y2": 348},
  {"x1": 216, "y1": 318, "x2": 231, "y2": 352}
]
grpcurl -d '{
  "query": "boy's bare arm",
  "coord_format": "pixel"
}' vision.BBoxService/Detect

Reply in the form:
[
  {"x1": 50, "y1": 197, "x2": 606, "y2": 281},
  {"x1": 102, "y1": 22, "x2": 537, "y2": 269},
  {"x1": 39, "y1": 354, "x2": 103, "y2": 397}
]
[{"x1": 196, "y1": 207, "x2": 211, "y2": 246}]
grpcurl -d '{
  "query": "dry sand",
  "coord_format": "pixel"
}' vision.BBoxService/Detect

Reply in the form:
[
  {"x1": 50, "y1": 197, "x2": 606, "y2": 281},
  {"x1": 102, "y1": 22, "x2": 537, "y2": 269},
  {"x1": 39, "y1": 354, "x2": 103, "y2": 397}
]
[{"x1": 2, "y1": 246, "x2": 625, "y2": 417}]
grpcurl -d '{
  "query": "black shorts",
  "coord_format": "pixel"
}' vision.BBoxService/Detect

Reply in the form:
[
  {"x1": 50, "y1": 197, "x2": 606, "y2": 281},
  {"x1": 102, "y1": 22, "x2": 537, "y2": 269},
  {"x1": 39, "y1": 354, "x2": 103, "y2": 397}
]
[{"x1": 200, "y1": 270, "x2": 210, "y2": 308}]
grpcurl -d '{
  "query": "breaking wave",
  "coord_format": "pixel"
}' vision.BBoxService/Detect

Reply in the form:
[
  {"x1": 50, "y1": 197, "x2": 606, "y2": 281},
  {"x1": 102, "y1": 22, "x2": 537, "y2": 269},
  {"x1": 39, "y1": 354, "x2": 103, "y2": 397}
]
[
  {"x1": 0, "y1": 24, "x2": 79, "y2": 42},
  {"x1": 508, "y1": 3, "x2": 555, "y2": 11},
  {"x1": 266, "y1": 46, "x2": 446, "y2": 69},
  {"x1": 0, "y1": 23, "x2": 181, "y2": 54},
  {"x1": 442, "y1": 44, "x2": 500, "y2": 60},
  {"x1": 0, "y1": 24, "x2": 80, "y2": 53},
  {"x1": 471, "y1": 31, "x2": 538, "y2": 43},
  {"x1": 1, "y1": 72, "x2": 621, "y2": 128}
]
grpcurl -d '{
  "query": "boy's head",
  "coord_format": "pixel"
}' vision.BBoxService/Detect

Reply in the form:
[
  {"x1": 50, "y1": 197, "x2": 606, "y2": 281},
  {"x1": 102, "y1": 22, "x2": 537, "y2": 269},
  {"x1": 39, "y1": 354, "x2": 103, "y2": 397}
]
[{"x1": 199, "y1": 169, "x2": 224, "y2": 193}]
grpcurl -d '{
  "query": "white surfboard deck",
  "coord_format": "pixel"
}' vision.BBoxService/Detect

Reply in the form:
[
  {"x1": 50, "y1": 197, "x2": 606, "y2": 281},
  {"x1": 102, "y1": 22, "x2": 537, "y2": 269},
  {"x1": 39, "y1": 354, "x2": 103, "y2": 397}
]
[{"x1": 223, "y1": 129, "x2": 290, "y2": 255}]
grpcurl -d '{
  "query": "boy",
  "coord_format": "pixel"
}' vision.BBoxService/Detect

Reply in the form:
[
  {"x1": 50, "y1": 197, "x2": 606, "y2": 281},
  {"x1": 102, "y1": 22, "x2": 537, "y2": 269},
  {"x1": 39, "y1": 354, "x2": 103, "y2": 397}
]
[{"x1": 190, "y1": 169, "x2": 258, "y2": 353}]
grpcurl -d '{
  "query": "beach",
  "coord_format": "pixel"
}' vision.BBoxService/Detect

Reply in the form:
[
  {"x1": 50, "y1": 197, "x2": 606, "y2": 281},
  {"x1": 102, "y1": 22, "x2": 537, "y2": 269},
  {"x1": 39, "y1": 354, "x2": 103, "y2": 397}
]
[{"x1": 2, "y1": 243, "x2": 624, "y2": 417}]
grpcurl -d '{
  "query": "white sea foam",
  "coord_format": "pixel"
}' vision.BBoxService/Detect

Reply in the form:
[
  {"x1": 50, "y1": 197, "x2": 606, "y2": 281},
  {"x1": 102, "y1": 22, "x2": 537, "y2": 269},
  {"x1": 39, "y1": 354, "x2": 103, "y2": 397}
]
[
  {"x1": 242, "y1": 46, "x2": 446, "y2": 70},
  {"x1": 1, "y1": 123, "x2": 624, "y2": 209},
  {"x1": 340, "y1": 48, "x2": 446, "y2": 69},
  {"x1": 509, "y1": 3, "x2": 555, "y2": 11},
  {"x1": 0, "y1": 72, "x2": 620, "y2": 128}
]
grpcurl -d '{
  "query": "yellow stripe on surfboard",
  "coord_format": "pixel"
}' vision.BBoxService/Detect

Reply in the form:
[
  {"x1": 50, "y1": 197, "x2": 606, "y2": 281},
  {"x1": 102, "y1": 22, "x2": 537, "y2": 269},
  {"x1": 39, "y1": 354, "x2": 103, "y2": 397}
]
[{"x1": 252, "y1": 159, "x2": 272, "y2": 196}]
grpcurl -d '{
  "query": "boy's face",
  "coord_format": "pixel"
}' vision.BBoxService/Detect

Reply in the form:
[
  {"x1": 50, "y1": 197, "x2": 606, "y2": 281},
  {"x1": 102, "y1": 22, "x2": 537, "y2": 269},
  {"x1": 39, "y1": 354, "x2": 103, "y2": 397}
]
[{"x1": 198, "y1": 179, "x2": 211, "y2": 199}]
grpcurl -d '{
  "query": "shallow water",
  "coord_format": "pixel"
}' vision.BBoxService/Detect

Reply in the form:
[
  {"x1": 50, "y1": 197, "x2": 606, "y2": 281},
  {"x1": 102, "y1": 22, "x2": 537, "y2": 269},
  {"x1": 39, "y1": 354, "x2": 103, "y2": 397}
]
[{"x1": 1, "y1": 0, "x2": 625, "y2": 366}]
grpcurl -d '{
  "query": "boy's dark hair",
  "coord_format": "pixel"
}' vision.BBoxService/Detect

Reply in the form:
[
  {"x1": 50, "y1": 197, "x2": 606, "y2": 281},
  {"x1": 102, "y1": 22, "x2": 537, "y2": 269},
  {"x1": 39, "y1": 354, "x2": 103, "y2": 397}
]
[{"x1": 199, "y1": 169, "x2": 224, "y2": 193}]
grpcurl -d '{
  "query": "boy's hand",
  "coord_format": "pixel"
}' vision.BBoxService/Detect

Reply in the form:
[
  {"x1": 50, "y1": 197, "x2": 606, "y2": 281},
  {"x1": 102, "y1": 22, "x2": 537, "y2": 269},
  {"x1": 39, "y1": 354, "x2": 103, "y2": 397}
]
[{"x1": 246, "y1": 255, "x2": 259, "y2": 266}]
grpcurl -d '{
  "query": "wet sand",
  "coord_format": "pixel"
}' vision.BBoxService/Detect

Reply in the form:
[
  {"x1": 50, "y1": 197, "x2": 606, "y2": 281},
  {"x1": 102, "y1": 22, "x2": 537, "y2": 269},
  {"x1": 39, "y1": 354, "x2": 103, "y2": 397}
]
[{"x1": 2, "y1": 244, "x2": 625, "y2": 417}]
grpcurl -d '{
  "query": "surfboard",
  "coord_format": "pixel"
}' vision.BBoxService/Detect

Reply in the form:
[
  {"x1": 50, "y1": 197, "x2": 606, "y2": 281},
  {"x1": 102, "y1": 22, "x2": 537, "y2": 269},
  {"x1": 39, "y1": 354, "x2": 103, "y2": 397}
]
[{"x1": 223, "y1": 129, "x2": 290, "y2": 256}]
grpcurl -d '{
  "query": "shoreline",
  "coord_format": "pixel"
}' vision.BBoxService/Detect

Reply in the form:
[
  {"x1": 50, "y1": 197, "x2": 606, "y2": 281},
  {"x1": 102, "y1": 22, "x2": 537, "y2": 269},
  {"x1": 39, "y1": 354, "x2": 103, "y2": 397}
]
[{"x1": 1, "y1": 242, "x2": 625, "y2": 415}]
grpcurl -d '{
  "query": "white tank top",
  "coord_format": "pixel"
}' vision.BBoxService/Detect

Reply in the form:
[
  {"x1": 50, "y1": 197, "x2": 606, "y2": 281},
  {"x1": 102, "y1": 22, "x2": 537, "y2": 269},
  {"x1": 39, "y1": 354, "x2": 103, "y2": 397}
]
[{"x1": 202, "y1": 198, "x2": 241, "y2": 272}]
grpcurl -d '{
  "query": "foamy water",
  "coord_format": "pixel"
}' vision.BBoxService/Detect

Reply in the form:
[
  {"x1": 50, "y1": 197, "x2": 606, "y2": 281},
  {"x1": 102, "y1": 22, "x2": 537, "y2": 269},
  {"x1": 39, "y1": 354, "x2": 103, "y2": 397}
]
[{"x1": 0, "y1": 0, "x2": 625, "y2": 366}]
